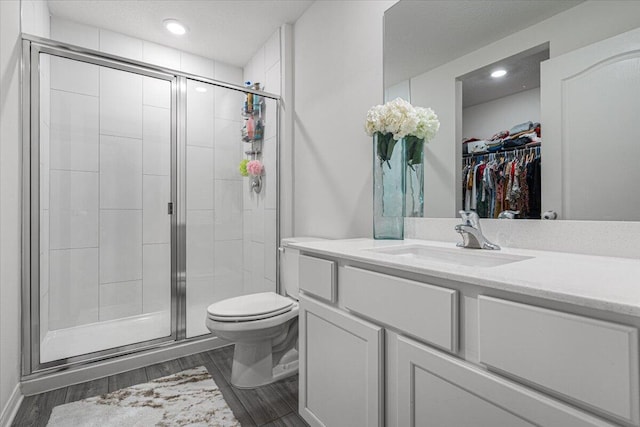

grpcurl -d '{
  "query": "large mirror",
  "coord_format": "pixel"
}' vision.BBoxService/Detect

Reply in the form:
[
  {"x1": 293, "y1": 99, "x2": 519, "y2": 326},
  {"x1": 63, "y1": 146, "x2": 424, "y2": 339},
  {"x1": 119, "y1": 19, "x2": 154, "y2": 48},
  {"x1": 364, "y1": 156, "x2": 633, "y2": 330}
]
[{"x1": 385, "y1": 0, "x2": 640, "y2": 221}]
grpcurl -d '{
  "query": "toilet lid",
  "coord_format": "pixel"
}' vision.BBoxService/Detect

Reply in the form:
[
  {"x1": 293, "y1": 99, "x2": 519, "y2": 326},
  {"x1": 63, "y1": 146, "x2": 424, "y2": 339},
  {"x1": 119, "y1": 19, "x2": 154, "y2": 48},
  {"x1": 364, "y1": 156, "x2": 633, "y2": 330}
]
[{"x1": 207, "y1": 292, "x2": 294, "y2": 322}]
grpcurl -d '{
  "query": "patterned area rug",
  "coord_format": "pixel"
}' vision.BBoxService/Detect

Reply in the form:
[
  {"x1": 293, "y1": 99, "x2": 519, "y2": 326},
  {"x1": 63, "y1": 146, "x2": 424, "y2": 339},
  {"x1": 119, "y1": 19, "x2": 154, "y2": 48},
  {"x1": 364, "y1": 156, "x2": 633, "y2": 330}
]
[{"x1": 47, "y1": 367, "x2": 240, "y2": 427}]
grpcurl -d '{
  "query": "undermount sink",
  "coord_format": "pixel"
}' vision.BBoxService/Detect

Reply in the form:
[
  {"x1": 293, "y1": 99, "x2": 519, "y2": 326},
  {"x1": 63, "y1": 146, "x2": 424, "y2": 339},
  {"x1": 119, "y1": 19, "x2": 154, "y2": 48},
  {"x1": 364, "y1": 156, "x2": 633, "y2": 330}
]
[{"x1": 366, "y1": 244, "x2": 533, "y2": 268}]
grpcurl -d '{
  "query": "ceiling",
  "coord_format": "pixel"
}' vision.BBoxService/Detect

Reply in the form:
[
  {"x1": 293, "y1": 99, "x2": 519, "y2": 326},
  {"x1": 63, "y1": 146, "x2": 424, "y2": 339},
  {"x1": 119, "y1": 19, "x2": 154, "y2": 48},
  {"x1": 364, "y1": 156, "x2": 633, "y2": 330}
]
[
  {"x1": 461, "y1": 46, "x2": 549, "y2": 108},
  {"x1": 384, "y1": 0, "x2": 583, "y2": 88},
  {"x1": 47, "y1": 0, "x2": 314, "y2": 67}
]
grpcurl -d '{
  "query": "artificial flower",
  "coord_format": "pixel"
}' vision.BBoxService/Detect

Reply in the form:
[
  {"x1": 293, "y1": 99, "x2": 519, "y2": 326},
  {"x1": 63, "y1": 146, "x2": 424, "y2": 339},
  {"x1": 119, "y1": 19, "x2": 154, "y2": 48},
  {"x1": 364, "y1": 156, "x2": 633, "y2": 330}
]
[{"x1": 365, "y1": 98, "x2": 440, "y2": 166}]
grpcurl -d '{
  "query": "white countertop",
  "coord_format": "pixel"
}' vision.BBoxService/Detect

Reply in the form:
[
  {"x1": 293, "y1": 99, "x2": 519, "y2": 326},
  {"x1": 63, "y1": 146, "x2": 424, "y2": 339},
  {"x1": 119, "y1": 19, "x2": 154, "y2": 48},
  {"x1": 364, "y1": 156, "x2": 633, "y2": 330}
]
[{"x1": 289, "y1": 238, "x2": 640, "y2": 317}]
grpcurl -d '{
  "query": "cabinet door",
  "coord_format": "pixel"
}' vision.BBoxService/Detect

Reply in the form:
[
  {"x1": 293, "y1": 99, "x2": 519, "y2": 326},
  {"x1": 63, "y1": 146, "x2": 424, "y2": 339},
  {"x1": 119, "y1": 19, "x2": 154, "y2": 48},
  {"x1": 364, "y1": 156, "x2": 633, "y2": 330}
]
[
  {"x1": 299, "y1": 295, "x2": 384, "y2": 427},
  {"x1": 396, "y1": 335, "x2": 616, "y2": 427}
]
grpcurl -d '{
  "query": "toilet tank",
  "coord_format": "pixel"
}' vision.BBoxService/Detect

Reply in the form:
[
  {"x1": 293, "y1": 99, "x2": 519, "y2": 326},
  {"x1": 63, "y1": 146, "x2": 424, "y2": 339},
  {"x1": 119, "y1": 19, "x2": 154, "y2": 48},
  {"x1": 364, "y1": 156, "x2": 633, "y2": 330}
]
[{"x1": 280, "y1": 237, "x2": 327, "y2": 300}]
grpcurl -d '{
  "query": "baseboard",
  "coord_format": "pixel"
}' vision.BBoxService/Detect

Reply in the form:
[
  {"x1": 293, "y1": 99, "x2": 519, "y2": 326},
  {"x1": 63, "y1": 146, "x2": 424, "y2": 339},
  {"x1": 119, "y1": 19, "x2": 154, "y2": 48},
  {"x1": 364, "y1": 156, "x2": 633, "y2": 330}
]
[{"x1": 0, "y1": 383, "x2": 23, "y2": 427}]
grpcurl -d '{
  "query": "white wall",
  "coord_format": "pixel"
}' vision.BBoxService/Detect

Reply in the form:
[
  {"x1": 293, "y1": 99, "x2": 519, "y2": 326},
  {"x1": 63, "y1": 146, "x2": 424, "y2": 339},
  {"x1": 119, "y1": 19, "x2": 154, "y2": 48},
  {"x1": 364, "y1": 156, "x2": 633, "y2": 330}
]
[
  {"x1": 293, "y1": 0, "x2": 395, "y2": 239},
  {"x1": 411, "y1": 0, "x2": 640, "y2": 218},
  {"x1": 242, "y1": 29, "x2": 281, "y2": 296},
  {"x1": 0, "y1": 1, "x2": 25, "y2": 424},
  {"x1": 462, "y1": 88, "x2": 540, "y2": 140}
]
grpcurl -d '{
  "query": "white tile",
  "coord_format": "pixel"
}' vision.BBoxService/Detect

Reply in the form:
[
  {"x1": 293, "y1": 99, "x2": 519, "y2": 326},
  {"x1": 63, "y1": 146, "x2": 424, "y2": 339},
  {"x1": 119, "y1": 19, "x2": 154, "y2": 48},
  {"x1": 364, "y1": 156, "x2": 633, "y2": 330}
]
[
  {"x1": 214, "y1": 86, "x2": 244, "y2": 121},
  {"x1": 40, "y1": 209, "x2": 49, "y2": 297},
  {"x1": 181, "y1": 52, "x2": 214, "y2": 78},
  {"x1": 50, "y1": 90, "x2": 99, "y2": 172},
  {"x1": 143, "y1": 76, "x2": 171, "y2": 108},
  {"x1": 251, "y1": 242, "x2": 266, "y2": 293},
  {"x1": 40, "y1": 292, "x2": 49, "y2": 341},
  {"x1": 214, "y1": 62, "x2": 243, "y2": 86},
  {"x1": 100, "y1": 67, "x2": 143, "y2": 139},
  {"x1": 40, "y1": 123, "x2": 50, "y2": 210},
  {"x1": 100, "y1": 210, "x2": 142, "y2": 283},
  {"x1": 40, "y1": 54, "x2": 50, "y2": 127},
  {"x1": 143, "y1": 105, "x2": 171, "y2": 176},
  {"x1": 186, "y1": 146, "x2": 214, "y2": 210},
  {"x1": 264, "y1": 209, "x2": 277, "y2": 282},
  {"x1": 243, "y1": 211, "x2": 252, "y2": 264},
  {"x1": 143, "y1": 175, "x2": 170, "y2": 244},
  {"x1": 241, "y1": 270, "x2": 252, "y2": 296},
  {"x1": 143, "y1": 42, "x2": 181, "y2": 70},
  {"x1": 214, "y1": 118, "x2": 242, "y2": 180},
  {"x1": 51, "y1": 56, "x2": 99, "y2": 96},
  {"x1": 51, "y1": 17, "x2": 99, "y2": 50},
  {"x1": 99, "y1": 29, "x2": 143, "y2": 60},
  {"x1": 215, "y1": 180, "x2": 243, "y2": 241},
  {"x1": 143, "y1": 106, "x2": 171, "y2": 145},
  {"x1": 49, "y1": 171, "x2": 98, "y2": 249},
  {"x1": 243, "y1": 177, "x2": 255, "y2": 208},
  {"x1": 100, "y1": 135, "x2": 142, "y2": 209},
  {"x1": 214, "y1": 240, "x2": 243, "y2": 296},
  {"x1": 49, "y1": 248, "x2": 99, "y2": 330},
  {"x1": 264, "y1": 29, "x2": 281, "y2": 71},
  {"x1": 99, "y1": 281, "x2": 142, "y2": 321},
  {"x1": 186, "y1": 210, "x2": 215, "y2": 278},
  {"x1": 265, "y1": 279, "x2": 276, "y2": 293},
  {"x1": 264, "y1": 98, "x2": 277, "y2": 140},
  {"x1": 186, "y1": 276, "x2": 213, "y2": 338},
  {"x1": 248, "y1": 48, "x2": 265, "y2": 87},
  {"x1": 252, "y1": 205, "x2": 265, "y2": 243},
  {"x1": 263, "y1": 137, "x2": 277, "y2": 210},
  {"x1": 142, "y1": 244, "x2": 171, "y2": 313},
  {"x1": 186, "y1": 82, "x2": 215, "y2": 147},
  {"x1": 143, "y1": 141, "x2": 171, "y2": 177},
  {"x1": 265, "y1": 61, "x2": 281, "y2": 96}
]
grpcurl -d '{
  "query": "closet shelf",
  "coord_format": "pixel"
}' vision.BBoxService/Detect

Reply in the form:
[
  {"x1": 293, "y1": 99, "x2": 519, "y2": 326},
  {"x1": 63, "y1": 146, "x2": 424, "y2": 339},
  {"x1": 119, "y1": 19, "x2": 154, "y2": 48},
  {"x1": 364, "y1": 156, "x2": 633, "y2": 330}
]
[{"x1": 462, "y1": 142, "x2": 540, "y2": 158}]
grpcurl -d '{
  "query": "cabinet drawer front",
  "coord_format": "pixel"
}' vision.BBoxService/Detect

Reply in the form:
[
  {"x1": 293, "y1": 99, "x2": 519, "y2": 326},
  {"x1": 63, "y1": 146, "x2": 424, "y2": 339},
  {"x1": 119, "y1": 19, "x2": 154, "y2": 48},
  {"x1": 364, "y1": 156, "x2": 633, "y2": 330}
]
[
  {"x1": 478, "y1": 296, "x2": 640, "y2": 426},
  {"x1": 341, "y1": 266, "x2": 458, "y2": 353},
  {"x1": 397, "y1": 335, "x2": 617, "y2": 427},
  {"x1": 299, "y1": 255, "x2": 336, "y2": 302}
]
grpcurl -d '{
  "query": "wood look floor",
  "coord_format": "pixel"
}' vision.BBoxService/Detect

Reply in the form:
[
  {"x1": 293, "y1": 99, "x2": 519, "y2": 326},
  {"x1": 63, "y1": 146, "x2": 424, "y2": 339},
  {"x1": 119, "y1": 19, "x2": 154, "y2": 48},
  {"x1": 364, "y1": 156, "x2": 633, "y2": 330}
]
[{"x1": 13, "y1": 345, "x2": 309, "y2": 427}]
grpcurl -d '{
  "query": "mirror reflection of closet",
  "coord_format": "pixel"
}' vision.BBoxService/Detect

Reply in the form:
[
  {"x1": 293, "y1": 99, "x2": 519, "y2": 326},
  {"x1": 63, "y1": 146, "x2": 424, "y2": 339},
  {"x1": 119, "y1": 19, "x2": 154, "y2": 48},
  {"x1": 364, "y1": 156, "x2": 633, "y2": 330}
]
[{"x1": 459, "y1": 45, "x2": 548, "y2": 220}]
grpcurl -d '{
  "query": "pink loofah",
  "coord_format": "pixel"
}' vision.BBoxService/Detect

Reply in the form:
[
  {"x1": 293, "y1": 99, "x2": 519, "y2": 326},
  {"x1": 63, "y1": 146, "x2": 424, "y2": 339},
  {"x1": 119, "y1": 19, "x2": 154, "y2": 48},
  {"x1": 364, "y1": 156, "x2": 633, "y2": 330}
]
[{"x1": 247, "y1": 160, "x2": 263, "y2": 176}]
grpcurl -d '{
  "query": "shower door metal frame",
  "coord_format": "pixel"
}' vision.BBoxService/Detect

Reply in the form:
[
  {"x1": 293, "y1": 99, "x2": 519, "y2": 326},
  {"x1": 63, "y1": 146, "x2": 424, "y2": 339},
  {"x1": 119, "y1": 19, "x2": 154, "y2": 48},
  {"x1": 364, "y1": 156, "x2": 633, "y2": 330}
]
[
  {"x1": 21, "y1": 35, "x2": 283, "y2": 378},
  {"x1": 22, "y1": 39, "x2": 180, "y2": 376}
]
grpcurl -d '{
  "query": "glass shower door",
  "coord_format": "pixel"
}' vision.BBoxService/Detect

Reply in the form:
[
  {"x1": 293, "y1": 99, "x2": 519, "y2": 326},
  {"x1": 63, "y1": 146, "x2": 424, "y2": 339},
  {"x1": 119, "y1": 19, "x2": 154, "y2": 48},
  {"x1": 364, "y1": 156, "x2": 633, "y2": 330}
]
[{"x1": 37, "y1": 52, "x2": 175, "y2": 364}]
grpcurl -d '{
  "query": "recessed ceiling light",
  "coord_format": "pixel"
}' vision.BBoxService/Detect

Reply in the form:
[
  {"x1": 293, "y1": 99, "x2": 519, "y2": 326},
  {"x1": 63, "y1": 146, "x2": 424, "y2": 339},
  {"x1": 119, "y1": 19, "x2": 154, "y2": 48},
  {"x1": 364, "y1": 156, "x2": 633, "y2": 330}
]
[
  {"x1": 195, "y1": 86, "x2": 207, "y2": 93},
  {"x1": 163, "y1": 19, "x2": 187, "y2": 36},
  {"x1": 491, "y1": 69, "x2": 507, "y2": 78}
]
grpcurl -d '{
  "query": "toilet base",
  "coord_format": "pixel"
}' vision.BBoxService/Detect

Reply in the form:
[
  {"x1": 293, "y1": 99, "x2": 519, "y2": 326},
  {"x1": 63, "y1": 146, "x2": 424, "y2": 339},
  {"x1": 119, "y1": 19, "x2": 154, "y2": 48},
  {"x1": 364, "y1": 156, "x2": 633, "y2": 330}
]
[{"x1": 230, "y1": 344, "x2": 298, "y2": 389}]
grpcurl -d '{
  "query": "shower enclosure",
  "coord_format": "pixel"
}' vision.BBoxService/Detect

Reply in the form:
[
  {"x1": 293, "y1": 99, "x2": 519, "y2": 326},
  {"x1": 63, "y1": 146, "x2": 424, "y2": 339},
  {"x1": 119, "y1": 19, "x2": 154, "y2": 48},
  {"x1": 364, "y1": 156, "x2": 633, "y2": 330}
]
[{"x1": 21, "y1": 36, "x2": 280, "y2": 376}]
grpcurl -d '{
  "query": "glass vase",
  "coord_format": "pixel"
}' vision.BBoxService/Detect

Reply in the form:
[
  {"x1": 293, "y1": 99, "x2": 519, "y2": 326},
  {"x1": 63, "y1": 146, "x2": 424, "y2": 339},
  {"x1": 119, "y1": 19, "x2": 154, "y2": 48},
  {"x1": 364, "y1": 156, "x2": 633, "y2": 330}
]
[
  {"x1": 404, "y1": 135, "x2": 424, "y2": 217},
  {"x1": 373, "y1": 133, "x2": 406, "y2": 239}
]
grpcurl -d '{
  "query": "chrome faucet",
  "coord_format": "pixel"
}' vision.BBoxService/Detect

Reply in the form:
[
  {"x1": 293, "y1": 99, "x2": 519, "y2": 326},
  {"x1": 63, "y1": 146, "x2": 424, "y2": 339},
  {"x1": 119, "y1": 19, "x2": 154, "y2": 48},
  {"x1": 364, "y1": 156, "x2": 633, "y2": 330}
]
[{"x1": 455, "y1": 210, "x2": 500, "y2": 250}]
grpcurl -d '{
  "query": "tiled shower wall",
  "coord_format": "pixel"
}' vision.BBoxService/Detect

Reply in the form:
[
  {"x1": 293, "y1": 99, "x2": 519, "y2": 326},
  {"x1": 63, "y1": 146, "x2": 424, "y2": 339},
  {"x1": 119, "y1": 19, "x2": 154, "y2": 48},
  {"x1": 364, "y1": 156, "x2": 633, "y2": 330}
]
[
  {"x1": 242, "y1": 29, "x2": 281, "y2": 296},
  {"x1": 46, "y1": 17, "x2": 245, "y2": 334}
]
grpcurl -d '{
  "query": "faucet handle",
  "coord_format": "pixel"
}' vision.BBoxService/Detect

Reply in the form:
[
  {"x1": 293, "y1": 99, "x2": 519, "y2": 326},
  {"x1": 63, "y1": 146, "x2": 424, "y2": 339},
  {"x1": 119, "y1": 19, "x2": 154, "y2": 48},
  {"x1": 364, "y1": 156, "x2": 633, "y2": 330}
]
[{"x1": 458, "y1": 210, "x2": 480, "y2": 227}]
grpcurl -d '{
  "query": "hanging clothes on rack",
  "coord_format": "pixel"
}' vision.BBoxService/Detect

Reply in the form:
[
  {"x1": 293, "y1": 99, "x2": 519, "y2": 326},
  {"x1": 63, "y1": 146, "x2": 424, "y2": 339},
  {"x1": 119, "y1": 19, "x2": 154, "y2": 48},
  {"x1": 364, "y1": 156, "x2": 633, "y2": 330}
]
[{"x1": 462, "y1": 145, "x2": 541, "y2": 219}]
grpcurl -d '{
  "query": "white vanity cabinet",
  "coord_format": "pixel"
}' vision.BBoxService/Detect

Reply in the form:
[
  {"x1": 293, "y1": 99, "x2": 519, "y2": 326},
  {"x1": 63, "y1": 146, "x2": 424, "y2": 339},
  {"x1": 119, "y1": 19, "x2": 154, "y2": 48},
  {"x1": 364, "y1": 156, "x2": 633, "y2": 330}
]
[
  {"x1": 395, "y1": 335, "x2": 615, "y2": 427},
  {"x1": 297, "y1": 251, "x2": 640, "y2": 427},
  {"x1": 298, "y1": 294, "x2": 384, "y2": 427}
]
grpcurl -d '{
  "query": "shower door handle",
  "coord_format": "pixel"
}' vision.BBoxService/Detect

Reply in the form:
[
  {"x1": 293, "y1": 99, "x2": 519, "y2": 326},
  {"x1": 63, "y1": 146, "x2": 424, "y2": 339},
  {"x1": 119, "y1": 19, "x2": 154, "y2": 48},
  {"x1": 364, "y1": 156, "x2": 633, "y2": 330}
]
[{"x1": 167, "y1": 202, "x2": 174, "y2": 215}]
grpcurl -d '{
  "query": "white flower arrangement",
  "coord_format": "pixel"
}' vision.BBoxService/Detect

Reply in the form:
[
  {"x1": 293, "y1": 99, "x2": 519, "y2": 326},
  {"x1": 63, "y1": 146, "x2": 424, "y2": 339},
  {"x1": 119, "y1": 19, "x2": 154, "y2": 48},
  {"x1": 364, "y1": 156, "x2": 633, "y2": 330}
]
[
  {"x1": 365, "y1": 98, "x2": 440, "y2": 166},
  {"x1": 365, "y1": 98, "x2": 440, "y2": 142}
]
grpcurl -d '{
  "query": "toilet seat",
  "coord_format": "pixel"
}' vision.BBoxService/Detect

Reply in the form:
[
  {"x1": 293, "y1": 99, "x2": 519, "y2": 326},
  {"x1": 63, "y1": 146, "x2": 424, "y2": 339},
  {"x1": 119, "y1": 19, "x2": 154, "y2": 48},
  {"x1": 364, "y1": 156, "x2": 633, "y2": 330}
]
[{"x1": 207, "y1": 292, "x2": 294, "y2": 322}]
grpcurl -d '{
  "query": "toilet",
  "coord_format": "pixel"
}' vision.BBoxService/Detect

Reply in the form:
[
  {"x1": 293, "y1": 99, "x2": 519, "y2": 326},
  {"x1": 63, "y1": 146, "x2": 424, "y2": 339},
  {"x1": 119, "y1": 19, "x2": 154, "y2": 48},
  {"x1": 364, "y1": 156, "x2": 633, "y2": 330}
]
[{"x1": 205, "y1": 237, "x2": 324, "y2": 388}]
